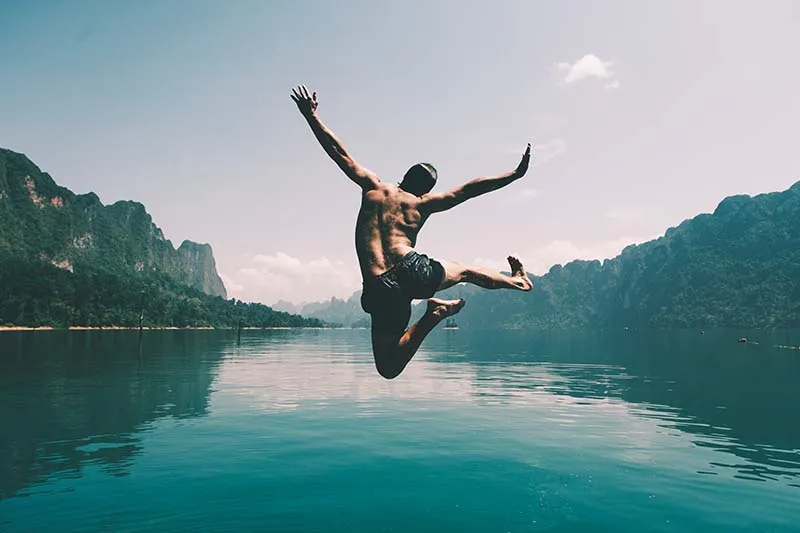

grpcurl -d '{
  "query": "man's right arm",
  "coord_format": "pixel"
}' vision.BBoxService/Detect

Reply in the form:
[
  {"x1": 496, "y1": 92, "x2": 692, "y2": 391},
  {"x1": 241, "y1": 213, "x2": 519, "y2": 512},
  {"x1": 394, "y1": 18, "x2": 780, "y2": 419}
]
[
  {"x1": 291, "y1": 85, "x2": 380, "y2": 191},
  {"x1": 420, "y1": 144, "x2": 531, "y2": 214}
]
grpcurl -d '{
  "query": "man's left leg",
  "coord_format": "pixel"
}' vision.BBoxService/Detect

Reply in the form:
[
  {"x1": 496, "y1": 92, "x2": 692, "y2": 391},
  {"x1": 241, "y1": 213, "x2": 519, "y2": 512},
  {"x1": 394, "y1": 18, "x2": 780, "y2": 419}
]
[
  {"x1": 371, "y1": 297, "x2": 465, "y2": 379},
  {"x1": 437, "y1": 255, "x2": 533, "y2": 292}
]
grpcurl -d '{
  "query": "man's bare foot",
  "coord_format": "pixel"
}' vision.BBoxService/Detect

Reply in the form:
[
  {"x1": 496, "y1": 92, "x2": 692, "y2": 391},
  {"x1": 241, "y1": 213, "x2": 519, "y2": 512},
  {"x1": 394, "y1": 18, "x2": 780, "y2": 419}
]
[
  {"x1": 507, "y1": 256, "x2": 533, "y2": 291},
  {"x1": 426, "y1": 297, "x2": 466, "y2": 319}
]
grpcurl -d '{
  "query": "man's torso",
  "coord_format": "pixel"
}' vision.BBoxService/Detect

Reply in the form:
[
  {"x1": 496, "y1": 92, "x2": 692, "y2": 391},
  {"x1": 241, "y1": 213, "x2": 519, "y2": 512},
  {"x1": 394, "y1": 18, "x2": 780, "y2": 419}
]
[{"x1": 355, "y1": 183, "x2": 430, "y2": 278}]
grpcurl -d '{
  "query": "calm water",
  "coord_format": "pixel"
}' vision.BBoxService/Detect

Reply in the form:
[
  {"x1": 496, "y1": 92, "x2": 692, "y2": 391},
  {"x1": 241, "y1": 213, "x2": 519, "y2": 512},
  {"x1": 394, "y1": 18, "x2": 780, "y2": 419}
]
[{"x1": 1, "y1": 328, "x2": 799, "y2": 532}]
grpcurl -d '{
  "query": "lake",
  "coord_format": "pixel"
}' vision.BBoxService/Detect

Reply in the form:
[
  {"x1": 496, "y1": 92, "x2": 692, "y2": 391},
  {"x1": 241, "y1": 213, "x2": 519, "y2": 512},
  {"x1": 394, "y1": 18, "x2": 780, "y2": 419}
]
[{"x1": 1, "y1": 328, "x2": 799, "y2": 532}]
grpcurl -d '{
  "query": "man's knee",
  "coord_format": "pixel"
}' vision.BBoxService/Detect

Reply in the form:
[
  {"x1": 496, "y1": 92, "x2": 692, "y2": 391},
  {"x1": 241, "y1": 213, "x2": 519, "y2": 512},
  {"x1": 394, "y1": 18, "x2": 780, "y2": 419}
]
[
  {"x1": 371, "y1": 334, "x2": 403, "y2": 379},
  {"x1": 375, "y1": 361, "x2": 402, "y2": 380},
  {"x1": 373, "y1": 353, "x2": 402, "y2": 379}
]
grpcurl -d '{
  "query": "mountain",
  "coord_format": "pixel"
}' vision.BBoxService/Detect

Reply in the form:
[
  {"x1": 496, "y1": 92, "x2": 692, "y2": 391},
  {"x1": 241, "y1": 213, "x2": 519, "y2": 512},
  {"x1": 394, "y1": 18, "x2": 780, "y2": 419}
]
[
  {"x1": 273, "y1": 292, "x2": 371, "y2": 328},
  {"x1": 0, "y1": 148, "x2": 321, "y2": 328},
  {"x1": 0, "y1": 148, "x2": 226, "y2": 298},
  {"x1": 286, "y1": 180, "x2": 800, "y2": 329}
]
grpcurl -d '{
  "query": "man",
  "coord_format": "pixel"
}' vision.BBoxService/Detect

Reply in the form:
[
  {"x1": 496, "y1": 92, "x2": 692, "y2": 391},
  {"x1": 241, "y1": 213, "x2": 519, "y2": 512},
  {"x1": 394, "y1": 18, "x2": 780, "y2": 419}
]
[{"x1": 291, "y1": 85, "x2": 533, "y2": 379}]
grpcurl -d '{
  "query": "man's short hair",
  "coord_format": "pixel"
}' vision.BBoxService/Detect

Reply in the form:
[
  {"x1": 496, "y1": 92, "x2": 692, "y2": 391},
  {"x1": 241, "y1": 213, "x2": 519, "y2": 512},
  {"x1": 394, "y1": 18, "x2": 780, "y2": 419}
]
[{"x1": 400, "y1": 163, "x2": 437, "y2": 196}]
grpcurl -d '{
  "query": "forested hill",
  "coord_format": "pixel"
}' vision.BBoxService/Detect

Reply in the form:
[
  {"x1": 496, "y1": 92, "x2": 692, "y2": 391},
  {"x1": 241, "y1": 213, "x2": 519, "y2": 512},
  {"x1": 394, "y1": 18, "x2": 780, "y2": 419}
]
[
  {"x1": 282, "y1": 180, "x2": 800, "y2": 329},
  {"x1": 0, "y1": 148, "x2": 226, "y2": 297},
  {"x1": 0, "y1": 148, "x2": 321, "y2": 328},
  {"x1": 454, "y1": 180, "x2": 800, "y2": 329}
]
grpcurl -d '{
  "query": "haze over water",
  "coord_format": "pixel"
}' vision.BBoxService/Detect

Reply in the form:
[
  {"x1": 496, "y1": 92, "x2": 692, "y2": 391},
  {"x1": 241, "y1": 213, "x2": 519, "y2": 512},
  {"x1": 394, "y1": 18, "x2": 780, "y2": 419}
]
[{"x1": 1, "y1": 329, "x2": 799, "y2": 532}]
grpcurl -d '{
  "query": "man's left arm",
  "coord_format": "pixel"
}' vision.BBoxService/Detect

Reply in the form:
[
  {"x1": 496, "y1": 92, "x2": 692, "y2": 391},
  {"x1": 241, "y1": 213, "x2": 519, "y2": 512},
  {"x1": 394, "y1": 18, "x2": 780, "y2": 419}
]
[{"x1": 420, "y1": 144, "x2": 531, "y2": 214}]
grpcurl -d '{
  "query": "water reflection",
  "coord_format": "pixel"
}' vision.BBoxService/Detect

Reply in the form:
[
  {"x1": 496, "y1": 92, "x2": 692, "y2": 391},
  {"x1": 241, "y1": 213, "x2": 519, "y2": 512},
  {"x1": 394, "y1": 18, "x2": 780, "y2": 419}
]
[
  {"x1": 0, "y1": 330, "x2": 230, "y2": 500},
  {"x1": 2, "y1": 327, "x2": 799, "y2": 503},
  {"x1": 219, "y1": 329, "x2": 800, "y2": 488},
  {"x1": 429, "y1": 329, "x2": 800, "y2": 488}
]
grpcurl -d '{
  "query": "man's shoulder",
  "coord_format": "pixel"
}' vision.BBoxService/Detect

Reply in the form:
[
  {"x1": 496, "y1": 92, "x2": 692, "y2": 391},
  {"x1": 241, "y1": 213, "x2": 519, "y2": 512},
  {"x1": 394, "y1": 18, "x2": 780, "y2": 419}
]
[
  {"x1": 366, "y1": 182, "x2": 400, "y2": 197},
  {"x1": 365, "y1": 183, "x2": 424, "y2": 208},
  {"x1": 378, "y1": 182, "x2": 399, "y2": 192}
]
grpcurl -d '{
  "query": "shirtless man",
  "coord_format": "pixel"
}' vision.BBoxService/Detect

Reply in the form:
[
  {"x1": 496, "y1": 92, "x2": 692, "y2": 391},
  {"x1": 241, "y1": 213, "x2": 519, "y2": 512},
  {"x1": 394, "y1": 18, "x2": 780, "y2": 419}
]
[{"x1": 291, "y1": 85, "x2": 533, "y2": 379}]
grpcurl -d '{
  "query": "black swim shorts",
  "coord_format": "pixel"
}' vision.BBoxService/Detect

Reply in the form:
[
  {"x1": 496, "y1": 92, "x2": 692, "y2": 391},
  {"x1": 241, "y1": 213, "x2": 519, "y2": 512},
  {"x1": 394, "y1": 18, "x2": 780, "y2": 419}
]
[{"x1": 360, "y1": 251, "x2": 445, "y2": 335}]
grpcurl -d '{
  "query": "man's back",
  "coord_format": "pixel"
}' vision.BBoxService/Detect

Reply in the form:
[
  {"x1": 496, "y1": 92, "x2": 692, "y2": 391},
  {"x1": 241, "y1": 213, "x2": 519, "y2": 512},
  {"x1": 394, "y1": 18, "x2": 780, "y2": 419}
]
[{"x1": 355, "y1": 183, "x2": 429, "y2": 278}]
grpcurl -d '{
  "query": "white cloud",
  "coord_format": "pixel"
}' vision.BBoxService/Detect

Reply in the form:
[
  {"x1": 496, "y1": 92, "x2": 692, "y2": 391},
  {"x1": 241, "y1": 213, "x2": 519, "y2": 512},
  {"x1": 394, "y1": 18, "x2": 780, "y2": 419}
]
[
  {"x1": 470, "y1": 256, "x2": 512, "y2": 273},
  {"x1": 218, "y1": 271, "x2": 243, "y2": 294},
  {"x1": 532, "y1": 138, "x2": 567, "y2": 164},
  {"x1": 226, "y1": 236, "x2": 659, "y2": 306},
  {"x1": 527, "y1": 238, "x2": 638, "y2": 274},
  {"x1": 556, "y1": 54, "x2": 619, "y2": 86},
  {"x1": 224, "y1": 252, "x2": 361, "y2": 305}
]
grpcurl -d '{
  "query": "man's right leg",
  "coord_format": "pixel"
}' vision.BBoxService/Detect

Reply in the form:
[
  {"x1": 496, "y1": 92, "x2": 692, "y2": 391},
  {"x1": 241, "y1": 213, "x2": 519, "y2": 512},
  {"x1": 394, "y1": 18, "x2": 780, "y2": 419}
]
[
  {"x1": 371, "y1": 298, "x2": 465, "y2": 379},
  {"x1": 438, "y1": 255, "x2": 533, "y2": 292}
]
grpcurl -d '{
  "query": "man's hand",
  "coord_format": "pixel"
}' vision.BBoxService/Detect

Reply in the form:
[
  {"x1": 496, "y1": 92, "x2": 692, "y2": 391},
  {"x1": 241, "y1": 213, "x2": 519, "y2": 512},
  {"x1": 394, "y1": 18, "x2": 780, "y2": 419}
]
[
  {"x1": 291, "y1": 85, "x2": 319, "y2": 117},
  {"x1": 513, "y1": 143, "x2": 532, "y2": 179}
]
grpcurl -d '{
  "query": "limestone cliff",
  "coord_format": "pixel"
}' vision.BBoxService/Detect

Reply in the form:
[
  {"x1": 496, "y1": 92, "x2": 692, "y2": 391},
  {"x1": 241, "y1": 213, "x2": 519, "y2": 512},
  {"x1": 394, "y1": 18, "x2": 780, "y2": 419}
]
[{"x1": 176, "y1": 241, "x2": 227, "y2": 299}]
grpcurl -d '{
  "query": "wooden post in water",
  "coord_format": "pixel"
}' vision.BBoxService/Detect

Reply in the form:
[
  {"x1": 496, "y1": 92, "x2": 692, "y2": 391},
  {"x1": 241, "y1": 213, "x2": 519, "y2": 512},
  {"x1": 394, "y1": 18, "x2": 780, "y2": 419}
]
[
  {"x1": 235, "y1": 300, "x2": 242, "y2": 345},
  {"x1": 138, "y1": 290, "x2": 145, "y2": 332}
]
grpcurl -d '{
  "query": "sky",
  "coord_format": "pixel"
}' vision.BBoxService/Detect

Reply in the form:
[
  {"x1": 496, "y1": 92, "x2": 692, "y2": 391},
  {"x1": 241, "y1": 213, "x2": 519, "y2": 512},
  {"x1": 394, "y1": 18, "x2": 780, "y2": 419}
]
[{"x1": 2, "y1": 1, "x2": 799, "y2": 305}]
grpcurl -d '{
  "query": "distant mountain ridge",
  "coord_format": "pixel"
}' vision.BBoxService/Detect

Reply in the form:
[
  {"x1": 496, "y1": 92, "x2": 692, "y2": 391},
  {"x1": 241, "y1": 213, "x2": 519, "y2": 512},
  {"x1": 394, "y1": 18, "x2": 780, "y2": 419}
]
[
  {"x1": 0, "y1": 148, "x2": 226, "y2": 297},
  {"x1": 281, "y1": 180, "x2": 800, "y2": 329},
  {"x1": 273, "y1": 293, "x2": 371, "y2": 328}
]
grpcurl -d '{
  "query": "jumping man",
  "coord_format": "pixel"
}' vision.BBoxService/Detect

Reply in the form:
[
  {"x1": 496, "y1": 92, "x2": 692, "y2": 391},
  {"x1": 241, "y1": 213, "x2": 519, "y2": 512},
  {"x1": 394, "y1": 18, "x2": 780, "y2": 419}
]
[{"x1": 291, "y1": 85, "x2": 533, "y2": 379}]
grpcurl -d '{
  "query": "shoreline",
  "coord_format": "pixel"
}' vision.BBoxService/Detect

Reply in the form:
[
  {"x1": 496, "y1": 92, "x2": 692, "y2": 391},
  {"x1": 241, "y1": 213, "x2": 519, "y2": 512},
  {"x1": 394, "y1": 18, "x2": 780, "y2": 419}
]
[{"x1": 0, "y1": 326, "x2": 341, "y2": 332}]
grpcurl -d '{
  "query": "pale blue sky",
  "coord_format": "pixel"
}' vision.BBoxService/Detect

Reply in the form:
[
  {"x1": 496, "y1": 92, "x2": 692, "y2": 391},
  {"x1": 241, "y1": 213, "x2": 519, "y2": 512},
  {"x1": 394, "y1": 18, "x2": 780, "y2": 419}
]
[{"x1": 2, "y1": 1, "x2": 799, "y2": 303}]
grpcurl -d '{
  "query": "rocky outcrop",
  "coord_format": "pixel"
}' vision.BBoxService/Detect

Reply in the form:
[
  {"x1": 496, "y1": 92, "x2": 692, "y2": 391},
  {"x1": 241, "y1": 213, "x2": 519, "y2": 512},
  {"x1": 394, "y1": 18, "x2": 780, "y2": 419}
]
[{"x1": 176, "y1": 241, "x2": 227, "y2": 298}]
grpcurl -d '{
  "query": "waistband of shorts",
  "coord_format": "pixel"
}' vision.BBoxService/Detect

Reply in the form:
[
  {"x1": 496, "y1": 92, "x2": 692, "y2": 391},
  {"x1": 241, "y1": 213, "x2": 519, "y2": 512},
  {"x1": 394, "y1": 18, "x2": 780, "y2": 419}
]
[{"x1": 364, "y1": 251, "x2": 421, "y2": 285}]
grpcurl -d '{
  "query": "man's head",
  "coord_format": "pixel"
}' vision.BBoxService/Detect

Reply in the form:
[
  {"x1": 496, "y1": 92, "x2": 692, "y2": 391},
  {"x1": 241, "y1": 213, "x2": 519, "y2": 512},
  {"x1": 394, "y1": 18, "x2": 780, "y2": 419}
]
[{"x1": 399, "y1": 163, "x2": 437, "y2": 196}]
